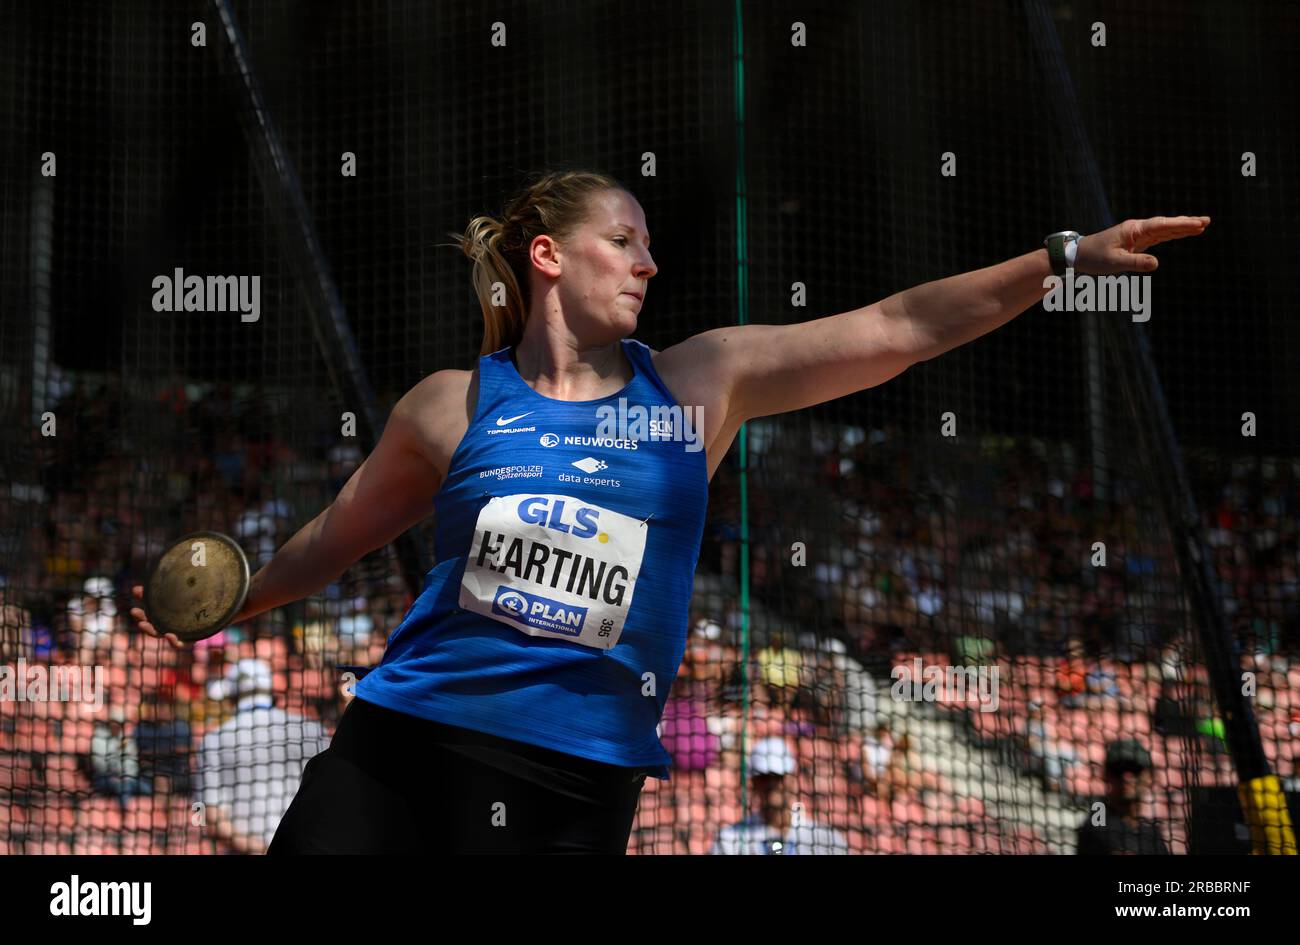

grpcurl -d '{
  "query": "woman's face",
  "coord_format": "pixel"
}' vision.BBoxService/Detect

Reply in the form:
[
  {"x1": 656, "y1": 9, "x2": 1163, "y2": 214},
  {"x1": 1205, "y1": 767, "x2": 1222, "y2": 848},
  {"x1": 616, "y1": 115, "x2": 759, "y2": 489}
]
[{"x1": 538, "y1": 188, "x2": 657, "y2": 342}]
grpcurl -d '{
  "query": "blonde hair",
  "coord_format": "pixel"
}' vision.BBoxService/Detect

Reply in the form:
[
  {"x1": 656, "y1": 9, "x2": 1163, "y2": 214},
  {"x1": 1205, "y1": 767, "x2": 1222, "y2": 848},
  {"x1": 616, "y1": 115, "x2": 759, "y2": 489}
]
[{"x1": 447, "y1": 169, "x2": 630, "y2": 356}]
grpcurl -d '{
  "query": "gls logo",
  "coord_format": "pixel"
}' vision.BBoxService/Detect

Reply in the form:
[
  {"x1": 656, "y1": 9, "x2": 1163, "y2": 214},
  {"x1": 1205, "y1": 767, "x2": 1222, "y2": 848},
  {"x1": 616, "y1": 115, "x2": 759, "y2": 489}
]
[{"x1": 517, "y1": 497, "x2": 602, "y2": 540}]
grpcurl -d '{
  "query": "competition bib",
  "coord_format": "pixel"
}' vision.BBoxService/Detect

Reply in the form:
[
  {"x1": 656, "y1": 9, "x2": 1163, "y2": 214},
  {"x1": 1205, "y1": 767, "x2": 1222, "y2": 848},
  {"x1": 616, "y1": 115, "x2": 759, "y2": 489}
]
[{"x1": 459, "y1": 494, "x2": 648, "y2": 649}]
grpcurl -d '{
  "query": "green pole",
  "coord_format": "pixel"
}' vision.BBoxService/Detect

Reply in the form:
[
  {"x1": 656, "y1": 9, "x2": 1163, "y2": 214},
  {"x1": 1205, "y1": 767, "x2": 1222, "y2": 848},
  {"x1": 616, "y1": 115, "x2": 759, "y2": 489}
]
[{"x1": 732, "y1": 0, "x2": 753, "y2": 826}]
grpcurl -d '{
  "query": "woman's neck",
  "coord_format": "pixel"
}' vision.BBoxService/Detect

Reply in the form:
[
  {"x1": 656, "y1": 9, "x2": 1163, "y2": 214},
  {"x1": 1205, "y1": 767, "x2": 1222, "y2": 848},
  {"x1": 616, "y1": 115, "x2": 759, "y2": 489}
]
[{"x1": 512, "y1": 335, "x2": 631, "y2": 400}]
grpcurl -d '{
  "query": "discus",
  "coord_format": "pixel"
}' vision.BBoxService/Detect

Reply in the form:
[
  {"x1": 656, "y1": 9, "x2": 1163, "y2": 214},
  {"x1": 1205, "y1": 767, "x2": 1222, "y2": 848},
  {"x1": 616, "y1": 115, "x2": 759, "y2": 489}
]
[{"x1": 143, "y1": 531, "x2": 250, "y2": 642}]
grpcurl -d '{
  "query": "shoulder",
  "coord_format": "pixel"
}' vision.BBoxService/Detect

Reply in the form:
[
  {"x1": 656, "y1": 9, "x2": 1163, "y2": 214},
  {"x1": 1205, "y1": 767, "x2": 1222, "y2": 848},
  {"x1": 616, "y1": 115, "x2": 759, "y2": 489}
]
[
  {"x1": 643, "y1": 329, "x2": 742, "y2": 404},
  {"x1": 640, "y1": 333, "x2": 736, "y2": 423},
  {"x1": 388, "y1": 364, "x2": 481, "y2": 475},
  {"x1": 628, "y1": 332, "x2": 733, "y2": 371},
  {"x1": 398, "y1": 365, "x2": 476, "y2": 416},
  {"x1": 391, "y1": 366, "x2": 479, "y2": 444}
]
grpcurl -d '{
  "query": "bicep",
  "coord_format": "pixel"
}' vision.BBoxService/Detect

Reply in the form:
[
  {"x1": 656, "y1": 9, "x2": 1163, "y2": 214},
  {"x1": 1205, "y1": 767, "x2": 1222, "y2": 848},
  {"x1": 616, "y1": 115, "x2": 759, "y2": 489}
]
[{"x1": 700, "y1": 296, "x2": 916, "y2": 422}]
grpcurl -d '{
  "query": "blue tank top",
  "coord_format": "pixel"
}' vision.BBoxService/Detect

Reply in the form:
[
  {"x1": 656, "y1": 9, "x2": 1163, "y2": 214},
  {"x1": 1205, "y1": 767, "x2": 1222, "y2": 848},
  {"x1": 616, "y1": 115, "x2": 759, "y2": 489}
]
[{"x1": 354, "y1": 338, "x2": 710, "y2": 779}]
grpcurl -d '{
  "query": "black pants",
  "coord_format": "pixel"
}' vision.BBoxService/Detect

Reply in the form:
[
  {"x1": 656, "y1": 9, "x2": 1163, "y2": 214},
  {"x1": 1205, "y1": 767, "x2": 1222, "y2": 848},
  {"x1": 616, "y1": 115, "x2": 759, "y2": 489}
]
[{"x1": 267, "y1": 697, "x2": 650, "y2": 854}]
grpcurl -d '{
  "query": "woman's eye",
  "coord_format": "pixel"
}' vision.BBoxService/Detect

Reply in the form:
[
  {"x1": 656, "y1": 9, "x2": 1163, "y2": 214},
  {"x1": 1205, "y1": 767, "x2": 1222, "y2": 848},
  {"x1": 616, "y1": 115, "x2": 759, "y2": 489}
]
[{"x1": 613, "y1": 236, "x2": 627, "y2": 246}]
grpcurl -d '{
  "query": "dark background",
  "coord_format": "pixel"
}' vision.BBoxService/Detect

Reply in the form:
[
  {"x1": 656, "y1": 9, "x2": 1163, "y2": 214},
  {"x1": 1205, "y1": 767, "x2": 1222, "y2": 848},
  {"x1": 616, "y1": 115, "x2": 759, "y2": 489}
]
[{"x1": 2, "y1": 0, "x2": 1297, "y2": 449}]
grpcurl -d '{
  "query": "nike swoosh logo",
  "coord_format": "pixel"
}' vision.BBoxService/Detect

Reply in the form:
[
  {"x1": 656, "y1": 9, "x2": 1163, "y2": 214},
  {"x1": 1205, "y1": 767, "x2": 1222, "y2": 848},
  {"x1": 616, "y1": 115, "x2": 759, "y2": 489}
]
[{"x1": 496, "y1": 412, "x2": 533, "y2": 426}]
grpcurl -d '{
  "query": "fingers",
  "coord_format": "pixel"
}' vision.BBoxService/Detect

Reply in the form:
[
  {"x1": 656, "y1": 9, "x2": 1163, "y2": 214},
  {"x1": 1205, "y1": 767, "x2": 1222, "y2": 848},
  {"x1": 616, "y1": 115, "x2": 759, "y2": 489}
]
[
  {"x1": 130, "y1": 586, "x2": 185, "y2": 649},
  {"x1": 128, "y1": 606, "x2": 155, "y2": 635},
  {"x1": 1115, "y1": 251, "x2": 1158, "y2": 273},
  {"x1": 1157, "y1": 215, "x2": 1209, "y2": 236},
  {"x1": 1133, "y1": 215, "x2": 1210, "y2": 249},
  {"x1": 131, "y1": 610, "x2": 181, "y2": 649},
  {"x1": 130, "y1": 587, "x2": 157, "y2": 634},
  {"x1": 1145, "y1": 214, "x2": 1210, "y2": 229}
]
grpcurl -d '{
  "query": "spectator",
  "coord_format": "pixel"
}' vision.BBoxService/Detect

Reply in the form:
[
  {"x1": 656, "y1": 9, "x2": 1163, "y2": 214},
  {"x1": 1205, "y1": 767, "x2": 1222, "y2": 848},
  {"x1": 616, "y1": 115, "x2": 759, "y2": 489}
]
[
  {"x1": 659, "y1": 676, "x2": 719, "y2": 772},
  {"x1": 194, "y1": 659, "x2": 331, "y2": 854},
  {"x1": 233, "y1": 489, "x2": 292, "y2": 567},
  {"x1": 1151, "y1": 679, "x2": 1196, "y2": 737},
  {"x1": 337, "y1": 595, "x2": 374, "y2": 652},
  {"x1": 911, "y1": 571, "x2": 944, "y2": 618},
  {"x1": 876, "y1": 732, "x2": 950, "y2": 802},
  {"x1": 1194, "y1": 707, "x2": 1230, "y2": 754},
  {"x1": 0, "y1": 581, "x2": 45, "y2": 662},
  {"x1": 860, "y1": 722, "x2": 893, "y2": 792},
  {"x1": 1158, "y1": 641, "x2": 1186, "y2": 682},
  {"x1": 84, "y1": 706, "x2": 152, "y2": 800},
  {"x1": 1056, "y1": 638, "x2": 1089, "y2": 707},
  {"x1": 711, "y1": 737, "x2": 848, "y2": 854},
  {"x1": 135, "y1": 691, "x2": 193, "y2": 794},
  {"x1": 1025, "y1": 700, "x2": 1079, "y2": 793},
  {"x1": 292, "y1": 599, "x2": 332, "y2": 665},
  {"x1": 1075, "y1": 739, "x2": 1170, "y2": 855},
  {"x1": 784, "y1": 694, "x2": 819, "y2": 737},
  {"x1": 67, "y1": 576, "x2": 118, "y2": 665},
  {"x1": 1084, "y1": 662, "x2": 1121, "y2": 700},
  {"x1": 757, "y1": 633, "x2": 803, "y2": 709},
  {"x1": 1282, "y1": 754, "x2": 1300, "y2": 793}
]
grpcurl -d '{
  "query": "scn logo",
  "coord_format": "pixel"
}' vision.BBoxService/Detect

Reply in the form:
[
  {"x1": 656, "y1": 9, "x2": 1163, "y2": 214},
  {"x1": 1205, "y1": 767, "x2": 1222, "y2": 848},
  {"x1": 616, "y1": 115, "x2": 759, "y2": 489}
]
[{"x1": 516, "y1": 497, "x2": 602, "y2": 539}]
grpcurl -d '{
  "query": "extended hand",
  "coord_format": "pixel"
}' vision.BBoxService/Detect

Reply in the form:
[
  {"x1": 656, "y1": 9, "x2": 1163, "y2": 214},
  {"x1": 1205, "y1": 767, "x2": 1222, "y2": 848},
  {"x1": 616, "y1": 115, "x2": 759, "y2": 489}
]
[{"x1": 1074, "y1": 215, "x2": 1210, "y2": 275}]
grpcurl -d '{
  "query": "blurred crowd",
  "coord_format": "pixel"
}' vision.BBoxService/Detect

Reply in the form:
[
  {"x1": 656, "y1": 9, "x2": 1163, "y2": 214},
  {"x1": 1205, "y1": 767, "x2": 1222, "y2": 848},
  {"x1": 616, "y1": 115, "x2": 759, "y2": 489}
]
[
  {"x1": 2, "y1": 376, "x2": 1298, "y2": 853},
  {"x1": 658, "y1": 424, "x2": 1299, "y2": 853}
]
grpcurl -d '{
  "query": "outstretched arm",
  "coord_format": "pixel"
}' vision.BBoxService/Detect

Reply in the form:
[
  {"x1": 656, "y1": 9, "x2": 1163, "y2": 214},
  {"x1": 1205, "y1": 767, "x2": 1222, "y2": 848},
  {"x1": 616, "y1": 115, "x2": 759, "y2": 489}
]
[
  {"x1": 692, "y1": 215, "x2": 1209, "y2": 424},
  {"x1": 892, "y1": 215, "x2": 1209, "y2": 363}
]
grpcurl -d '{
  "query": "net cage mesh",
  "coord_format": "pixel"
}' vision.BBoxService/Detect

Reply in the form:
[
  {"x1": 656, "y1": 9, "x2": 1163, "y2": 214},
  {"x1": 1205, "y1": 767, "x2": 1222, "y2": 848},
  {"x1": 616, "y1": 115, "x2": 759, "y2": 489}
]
[{"x1": 0, "y1": 0, "x2": 1297, "y2": 854}]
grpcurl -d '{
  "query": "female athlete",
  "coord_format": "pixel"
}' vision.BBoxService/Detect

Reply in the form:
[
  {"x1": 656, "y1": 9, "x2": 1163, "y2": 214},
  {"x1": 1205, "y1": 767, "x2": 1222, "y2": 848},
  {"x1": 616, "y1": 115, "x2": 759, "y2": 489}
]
[{"x1": 131, "y1": 168, "x2": 1208, "y2": 853}]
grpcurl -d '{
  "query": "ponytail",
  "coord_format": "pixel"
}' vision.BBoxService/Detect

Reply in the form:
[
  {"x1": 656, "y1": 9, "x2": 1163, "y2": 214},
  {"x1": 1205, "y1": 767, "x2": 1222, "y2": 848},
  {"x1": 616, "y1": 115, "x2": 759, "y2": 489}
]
[{"x1": 446, "y1": 169, "x2": 630, "y2": 357}]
